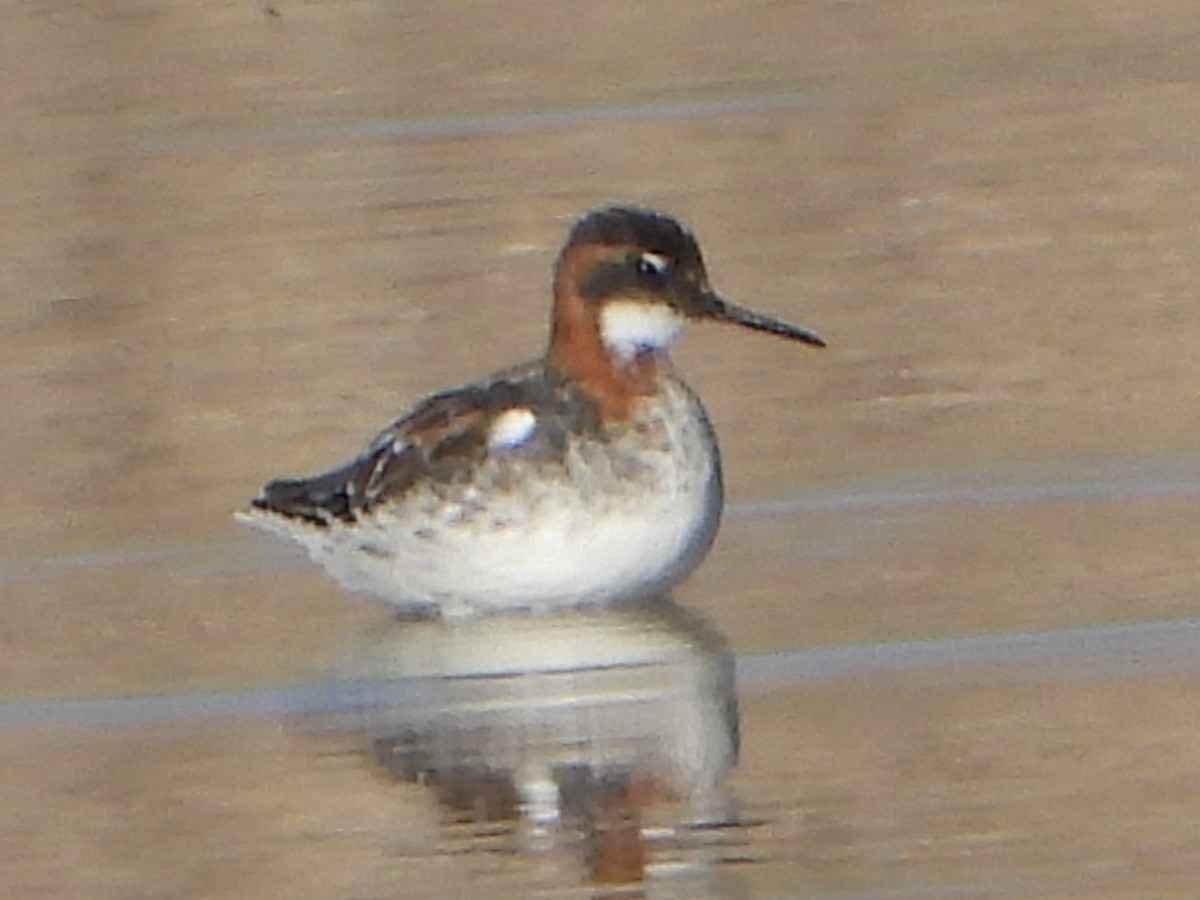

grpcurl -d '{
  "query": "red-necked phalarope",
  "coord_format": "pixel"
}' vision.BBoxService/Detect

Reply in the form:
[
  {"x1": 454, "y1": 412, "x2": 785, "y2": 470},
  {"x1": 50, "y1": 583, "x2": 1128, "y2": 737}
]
[{"x1": 238, "y1": 206, "x2": 825, "y2": 618}]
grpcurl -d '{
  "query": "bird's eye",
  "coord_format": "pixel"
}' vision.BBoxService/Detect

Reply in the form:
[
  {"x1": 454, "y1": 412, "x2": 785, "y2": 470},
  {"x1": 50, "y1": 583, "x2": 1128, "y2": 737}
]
[{"x1": 636, "y1": 252, "x2": 670, "y2": 279}]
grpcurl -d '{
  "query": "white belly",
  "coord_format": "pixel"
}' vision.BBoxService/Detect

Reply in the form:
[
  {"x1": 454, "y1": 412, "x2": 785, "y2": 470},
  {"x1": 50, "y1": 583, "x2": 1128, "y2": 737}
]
[{"x1": 346, "y1": 482, "x2": 714, "y2": 616}]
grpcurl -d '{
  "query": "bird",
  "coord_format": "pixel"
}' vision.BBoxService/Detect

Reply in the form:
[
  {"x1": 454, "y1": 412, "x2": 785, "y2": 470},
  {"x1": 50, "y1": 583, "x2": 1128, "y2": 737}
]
[{"x1": 237, "y1": 205, "x2": 825, "y2": 619}]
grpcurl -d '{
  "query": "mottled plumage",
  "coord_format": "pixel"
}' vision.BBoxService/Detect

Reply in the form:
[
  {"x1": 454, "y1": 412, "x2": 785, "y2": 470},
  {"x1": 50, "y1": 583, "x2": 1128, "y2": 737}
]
[{"x1": 238, "y1": 205, "x2": 824, "y2": 618}]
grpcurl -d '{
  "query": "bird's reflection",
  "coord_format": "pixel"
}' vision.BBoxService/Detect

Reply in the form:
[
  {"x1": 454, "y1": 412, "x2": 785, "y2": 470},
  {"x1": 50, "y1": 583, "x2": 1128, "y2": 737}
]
[{"x1": 305, "y1": 597, "x2": 739, "y2": 885}]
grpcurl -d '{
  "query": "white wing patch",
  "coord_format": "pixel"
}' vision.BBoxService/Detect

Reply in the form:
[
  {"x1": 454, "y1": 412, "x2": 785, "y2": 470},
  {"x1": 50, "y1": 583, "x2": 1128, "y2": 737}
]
[
  {"x1": 488, "y1": 407, "x2": 537, "y2": 450},
  {"x1": 599, "y1": 301, "x2": 686, "y2": 361}
]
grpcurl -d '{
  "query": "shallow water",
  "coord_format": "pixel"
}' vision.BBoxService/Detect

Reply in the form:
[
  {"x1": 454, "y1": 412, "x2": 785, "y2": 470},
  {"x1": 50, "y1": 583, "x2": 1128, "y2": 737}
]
[{"x1": 7, "y1": 0, "x2": 1200, "y2": 896}]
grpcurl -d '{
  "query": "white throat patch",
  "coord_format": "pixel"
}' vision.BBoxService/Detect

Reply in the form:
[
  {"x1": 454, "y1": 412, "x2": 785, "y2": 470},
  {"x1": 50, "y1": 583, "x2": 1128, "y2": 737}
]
[{"x1": 599, "y1": 301, "x2": 686, "y2": 361}]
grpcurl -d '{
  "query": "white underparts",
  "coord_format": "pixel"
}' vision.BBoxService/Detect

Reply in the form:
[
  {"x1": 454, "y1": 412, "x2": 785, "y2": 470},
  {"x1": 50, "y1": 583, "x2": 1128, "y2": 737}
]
[{"x1": 599, "y1": 301, "x2": 686, "y2": 362}]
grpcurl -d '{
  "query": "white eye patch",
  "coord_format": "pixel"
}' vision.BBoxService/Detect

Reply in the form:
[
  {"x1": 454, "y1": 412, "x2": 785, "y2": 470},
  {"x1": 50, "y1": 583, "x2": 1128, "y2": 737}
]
[
  {"x1": 599, "y1": 300, "x2": 686, "y2": 360},
  {"x1": 638, "y1": 252, "x2": 670, "y2": 277}
]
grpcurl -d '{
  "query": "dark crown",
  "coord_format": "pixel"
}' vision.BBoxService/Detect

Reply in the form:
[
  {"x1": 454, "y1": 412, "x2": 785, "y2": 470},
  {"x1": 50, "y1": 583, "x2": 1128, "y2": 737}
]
[{"x1": 559, "y1": 205, "x2": 704, "y2": 270}]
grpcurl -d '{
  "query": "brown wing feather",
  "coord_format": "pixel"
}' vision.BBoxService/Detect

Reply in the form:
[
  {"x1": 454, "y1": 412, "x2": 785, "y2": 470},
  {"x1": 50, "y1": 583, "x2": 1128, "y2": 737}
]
[{"x1": 250, "y1": 361, "x2": 587, "y2": 526}]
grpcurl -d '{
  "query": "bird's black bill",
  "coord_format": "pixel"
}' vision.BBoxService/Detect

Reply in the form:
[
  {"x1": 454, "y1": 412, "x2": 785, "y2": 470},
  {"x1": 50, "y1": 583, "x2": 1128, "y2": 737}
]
[{"x1": 703, "y1": 293, "x2": 826, "y2": 348}]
